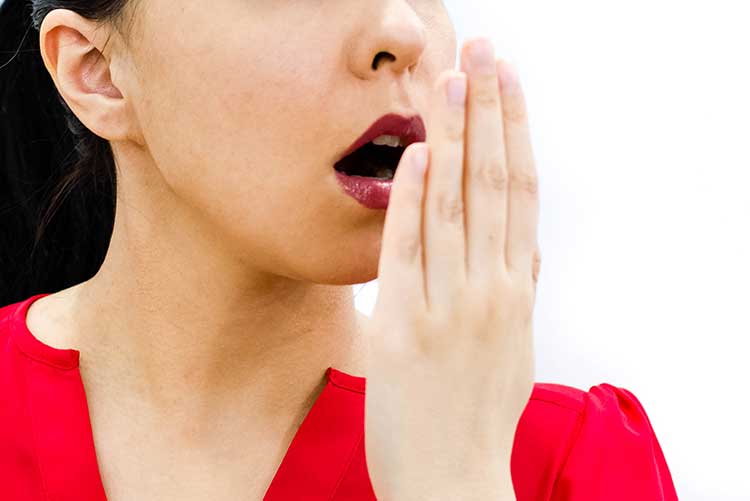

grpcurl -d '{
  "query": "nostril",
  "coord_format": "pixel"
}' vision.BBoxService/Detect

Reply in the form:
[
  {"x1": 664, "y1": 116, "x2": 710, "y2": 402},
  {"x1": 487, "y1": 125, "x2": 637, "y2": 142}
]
[{"x1": 372, "y1": 52, "x2": 396, "y2": 71}]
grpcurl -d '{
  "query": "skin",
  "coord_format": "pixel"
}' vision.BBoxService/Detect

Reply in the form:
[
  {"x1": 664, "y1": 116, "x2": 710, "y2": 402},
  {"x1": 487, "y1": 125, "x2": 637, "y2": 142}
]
[
  {"x1": 364, "y1": 44, "x2": 539, "y2": 499},
  {"x1": 31, "y1": 1, "x2": 539, "y2": 499},
  {"x1": 32, "y1": 1, "x2": 458, "y2": 499}
]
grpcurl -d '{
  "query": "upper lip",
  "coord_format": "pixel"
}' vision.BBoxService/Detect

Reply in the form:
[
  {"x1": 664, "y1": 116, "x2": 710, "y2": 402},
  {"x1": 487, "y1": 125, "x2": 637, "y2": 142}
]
[{"x1": 336, "y1": 113, "x2": 426, "y2": 164}]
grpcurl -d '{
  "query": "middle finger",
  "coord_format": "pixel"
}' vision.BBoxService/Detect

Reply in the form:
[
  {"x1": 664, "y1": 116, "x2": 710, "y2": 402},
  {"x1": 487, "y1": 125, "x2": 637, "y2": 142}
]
[
  {"x1": 423, "y1": 70, "x2": 468, "y2": 313},
  {"x1": 461, "y1": 37, "x2": 509, "y2": 284}
]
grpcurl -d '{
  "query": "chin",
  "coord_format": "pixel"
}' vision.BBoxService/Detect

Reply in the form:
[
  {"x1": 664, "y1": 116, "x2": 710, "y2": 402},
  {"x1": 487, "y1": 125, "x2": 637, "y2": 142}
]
[
  {"x1": 316, "y1": 264, "x2": 380, "y2": 286},
  {"x1": 293, "y1": 253, "x2": 379, "y2": 286}
]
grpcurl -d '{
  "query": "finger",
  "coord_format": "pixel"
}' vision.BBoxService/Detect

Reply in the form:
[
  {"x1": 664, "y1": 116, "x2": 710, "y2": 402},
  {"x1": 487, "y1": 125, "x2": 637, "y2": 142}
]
[
  {"x1": 460, "y1": 37, "x2": 509, "y2": 284},
  {"x1": 377, "y1": 143, "x2": 430, "y2": 312},
  {"x1": 497, "y1": 59, "x2": 539, "y2": 280},
  {"x1": 423, "y1": 70, "x2": 468, "y2": 313}
]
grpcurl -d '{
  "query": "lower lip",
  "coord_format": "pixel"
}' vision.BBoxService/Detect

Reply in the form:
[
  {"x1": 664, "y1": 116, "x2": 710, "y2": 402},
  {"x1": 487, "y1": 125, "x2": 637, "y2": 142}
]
[{"x1": 334, "y1": 170, "x2": 393, "y2": 210}]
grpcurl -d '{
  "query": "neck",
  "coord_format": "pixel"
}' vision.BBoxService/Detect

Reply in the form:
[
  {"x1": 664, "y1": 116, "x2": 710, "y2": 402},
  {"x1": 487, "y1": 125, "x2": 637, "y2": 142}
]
[{"x1": 56, "y1": 191, "x2": 369, "y2": 427}]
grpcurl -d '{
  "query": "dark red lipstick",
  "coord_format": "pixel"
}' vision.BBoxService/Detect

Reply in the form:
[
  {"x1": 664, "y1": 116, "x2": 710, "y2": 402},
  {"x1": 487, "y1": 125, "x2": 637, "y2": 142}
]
[
  {"x1": 336, "y1": 113, "x2": 426, "y2": 164},
  {"x1": 334, "y1": 113, "x2": 426, "y2": 210}
]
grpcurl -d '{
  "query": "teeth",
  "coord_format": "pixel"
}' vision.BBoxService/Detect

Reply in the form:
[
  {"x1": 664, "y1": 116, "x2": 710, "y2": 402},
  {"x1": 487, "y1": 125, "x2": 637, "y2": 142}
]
[
  {"x1": 371, "y1": 135, "x2": 404, "y2": 147},
  {"x1": 375, "y1": 167, "x2": 395, "y2": 179}
]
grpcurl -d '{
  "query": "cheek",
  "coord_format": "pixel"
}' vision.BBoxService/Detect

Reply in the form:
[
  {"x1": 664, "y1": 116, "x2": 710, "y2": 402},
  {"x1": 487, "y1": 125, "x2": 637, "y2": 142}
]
[
  {"x1": 136, "y1": 46, "x2": 339, "y2": 244},
  {"x1": 136, "y1": 3, "x2": 341, "y2": 201},
  {"x1": 185, "y1": 47, "x2": 325, "y2": 162}
]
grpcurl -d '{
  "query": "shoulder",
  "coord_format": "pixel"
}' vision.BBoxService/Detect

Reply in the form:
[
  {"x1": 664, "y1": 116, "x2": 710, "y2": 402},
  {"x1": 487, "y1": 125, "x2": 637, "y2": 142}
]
[
  {"x1": 512, "y1": 381, "x2": 588, "y2": 489},
  {"x1": 512, "y1": 381, "x2": 678, "y2": 500},
  {"x1": 518, "y1": 380, "x2": 664, "y2": 460},
  {"x1": 524, "y1": 380, "x2": 649, "y2": 425},
  {"x1": 0, "y1": 297, "x2": 31, "y2": 417},
  {"x1": 529, "y1": 381, "x2": 588, "y2": 413},
  {"x1": 0, "y1": 296, "x2": 35, "y2": 374},
  {"x1": 514, "y1": 381, "x2": 588, "y2": 452},
  {"x1": 0, "y1": 299, "x2": 21, "y2": 350}
]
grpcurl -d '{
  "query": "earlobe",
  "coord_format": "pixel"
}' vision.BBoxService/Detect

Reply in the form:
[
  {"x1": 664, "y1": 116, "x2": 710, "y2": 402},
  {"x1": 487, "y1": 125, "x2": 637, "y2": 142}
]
[{"x1": 38, "y1": 9, "x2": 129, "y2": 141}]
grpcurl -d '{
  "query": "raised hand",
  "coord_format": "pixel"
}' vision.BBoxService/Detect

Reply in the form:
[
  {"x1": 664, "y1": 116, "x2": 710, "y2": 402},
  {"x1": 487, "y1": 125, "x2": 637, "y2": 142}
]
[{"x1": 363, "y1": 37, "x2": 540, "y2": 500}]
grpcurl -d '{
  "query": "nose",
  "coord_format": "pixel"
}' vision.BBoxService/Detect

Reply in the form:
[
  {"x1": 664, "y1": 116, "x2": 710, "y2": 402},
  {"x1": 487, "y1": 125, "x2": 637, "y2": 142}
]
[{"x1": 346, "y1": 1, "x2": 428, "y2": 79}]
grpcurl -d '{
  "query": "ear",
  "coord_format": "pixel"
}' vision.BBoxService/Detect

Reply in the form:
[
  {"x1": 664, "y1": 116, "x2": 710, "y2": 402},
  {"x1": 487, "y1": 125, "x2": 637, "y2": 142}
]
[{"x1": 39, "y1": 9, "x2": 140, "y2": 144}]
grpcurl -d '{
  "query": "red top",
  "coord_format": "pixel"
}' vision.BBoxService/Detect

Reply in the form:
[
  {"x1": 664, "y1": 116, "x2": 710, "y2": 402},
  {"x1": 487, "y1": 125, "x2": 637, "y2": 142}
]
[{"x1": 1, "y1": 293, "x2": 678, "y2": 500}]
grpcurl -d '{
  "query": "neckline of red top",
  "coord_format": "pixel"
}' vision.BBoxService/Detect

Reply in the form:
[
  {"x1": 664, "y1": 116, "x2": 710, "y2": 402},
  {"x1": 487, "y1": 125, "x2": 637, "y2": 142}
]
[{"x1": 9, "y1": 292, "x2": 366, "y2": 394}]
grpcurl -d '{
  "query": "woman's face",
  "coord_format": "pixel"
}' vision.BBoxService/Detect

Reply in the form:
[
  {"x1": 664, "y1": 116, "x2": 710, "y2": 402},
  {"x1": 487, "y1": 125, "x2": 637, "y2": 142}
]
[{"x1": 116, "y1": 0, "x2": 457, "y2": 285}]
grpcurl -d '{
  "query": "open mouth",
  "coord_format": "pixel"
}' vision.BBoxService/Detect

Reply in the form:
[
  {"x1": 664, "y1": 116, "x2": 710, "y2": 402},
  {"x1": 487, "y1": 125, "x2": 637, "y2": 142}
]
[{"x1": 333, "y1": 141, "x2": 406, "y2": 181}]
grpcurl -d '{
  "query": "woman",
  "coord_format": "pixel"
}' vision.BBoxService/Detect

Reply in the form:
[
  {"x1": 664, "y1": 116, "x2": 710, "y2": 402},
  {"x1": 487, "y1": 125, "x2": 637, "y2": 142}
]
[{"x1": 0, "y1": 0, "x2": 678, "y2": 499}]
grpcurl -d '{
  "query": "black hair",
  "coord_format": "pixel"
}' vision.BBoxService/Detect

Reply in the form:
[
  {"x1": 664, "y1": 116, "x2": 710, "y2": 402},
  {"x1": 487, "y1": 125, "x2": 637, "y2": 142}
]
[{"x1": 0, "y1": 0, "x2": 133, "y2": 307}]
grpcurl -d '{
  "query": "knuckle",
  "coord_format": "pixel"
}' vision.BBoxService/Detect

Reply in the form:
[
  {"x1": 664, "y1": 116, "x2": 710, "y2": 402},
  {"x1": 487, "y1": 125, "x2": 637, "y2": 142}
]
[
  {"x1": 414, "y1": 315, "x2": 449, "y2": 355},
  {"x1": 396, "y1": 233, "x2": 422, "y2": 264},
  {"x1": 435, "y1": 191, "x2": 464, "y2": 224},
  {"x1": 503, "y1": 102, "x2": 528, "y2": 124},
  {"x1": 488, "y1": 270, "x2": 513, "y2": 297},
  {"x1": 443, "y1": 119, "x2": 466, "y2": 143},
  {"x1": 473, "y1": 155, "x2": 508, "y2": 192},
  {"x1": 434, "y1": 292, "x2": 471, "y2": 327},
  {"x1": 510, "y1": 167, "x2": 539, "y2": 196},
  {"x1": 472, "y1": 78, "x2": 500, "y2": 106}
]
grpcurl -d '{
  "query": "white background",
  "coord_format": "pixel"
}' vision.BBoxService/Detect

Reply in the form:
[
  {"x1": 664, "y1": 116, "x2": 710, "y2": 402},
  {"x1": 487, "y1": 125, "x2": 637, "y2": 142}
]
[
  {"x1": 5, "y1": 0, "x2": 747, "y2": 498},
  {"x1": 353, "y1": 1, "x2": 750, "y2": 500}
]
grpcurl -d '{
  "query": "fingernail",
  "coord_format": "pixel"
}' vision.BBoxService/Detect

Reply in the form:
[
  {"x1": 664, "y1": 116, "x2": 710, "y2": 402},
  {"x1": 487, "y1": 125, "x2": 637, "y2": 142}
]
[
  {"x1": 446, "y1": 73, "x2": 467, "y2": 106},
  {"x1": 499, "y1": 60, "x2": 519, "y2": 90},
  {"x1": 469, "y1": 38, "x2": 496, "y2": 73}
]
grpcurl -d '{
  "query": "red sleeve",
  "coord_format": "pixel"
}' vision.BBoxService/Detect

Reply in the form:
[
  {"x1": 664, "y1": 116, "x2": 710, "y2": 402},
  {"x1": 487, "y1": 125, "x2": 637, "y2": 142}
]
[{"x1": 550, "y1": 384, "x2": 678, "y2": 500}]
